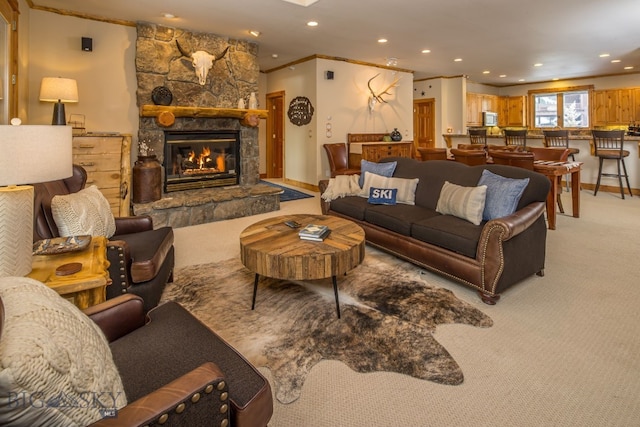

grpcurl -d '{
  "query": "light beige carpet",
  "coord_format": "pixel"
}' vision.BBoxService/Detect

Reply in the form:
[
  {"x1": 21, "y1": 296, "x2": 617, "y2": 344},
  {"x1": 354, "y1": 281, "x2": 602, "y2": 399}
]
[{"x1": 172, "y1": 185, "x2": 640, "y2": 426}]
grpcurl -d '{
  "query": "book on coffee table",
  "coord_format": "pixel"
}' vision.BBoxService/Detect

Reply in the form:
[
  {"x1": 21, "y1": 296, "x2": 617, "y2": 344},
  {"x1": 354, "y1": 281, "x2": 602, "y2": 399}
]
[{"x1": 298, "y1": 224, "x2": 330, "y2": 241}]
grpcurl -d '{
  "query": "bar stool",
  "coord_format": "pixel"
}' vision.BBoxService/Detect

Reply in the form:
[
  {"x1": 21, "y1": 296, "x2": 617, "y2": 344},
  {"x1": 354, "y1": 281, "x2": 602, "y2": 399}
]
[
  {"x1": 504, "y1": 129, "x2": 527, "y2": 148},
  {"x1": 468, "y1": 128, "x2": 487, "y2": 146},
  {"x1": 592, "y1": 129, "x2": 632, "y2": 199},
  {"x1": 417, "y1": 147, "x2": 447, "y2": 161},
  {"x1": 543, "y1": 129, "x2": 579, "y2": 161}
]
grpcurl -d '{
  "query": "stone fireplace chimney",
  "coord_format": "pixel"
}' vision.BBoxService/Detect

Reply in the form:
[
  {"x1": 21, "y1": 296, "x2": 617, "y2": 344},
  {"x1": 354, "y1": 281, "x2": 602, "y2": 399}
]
[{"x1": 133, "y1": 23, "x2": 280, "y2": 227}]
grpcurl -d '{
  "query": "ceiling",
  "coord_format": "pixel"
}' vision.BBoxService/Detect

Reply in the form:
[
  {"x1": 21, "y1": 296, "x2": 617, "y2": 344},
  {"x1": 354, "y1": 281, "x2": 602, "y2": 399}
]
[{"x1": 32, "y1": 0, "x2": 640, "y2": 86}]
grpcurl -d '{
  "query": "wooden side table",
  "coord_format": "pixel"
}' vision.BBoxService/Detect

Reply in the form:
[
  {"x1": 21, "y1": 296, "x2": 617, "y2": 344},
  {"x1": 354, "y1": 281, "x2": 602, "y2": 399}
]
[{"x1": 28, "y1": 236, "x2": 111, "y2": 309}]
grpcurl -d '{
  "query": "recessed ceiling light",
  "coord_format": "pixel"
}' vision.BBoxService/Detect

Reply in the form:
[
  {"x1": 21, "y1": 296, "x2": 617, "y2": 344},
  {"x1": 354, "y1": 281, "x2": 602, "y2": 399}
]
[
  {"x1": 249, "y1": 30, "x2": 261, "y2": 37},
  {"x1": 518, "y1": 79, "x2": 526, "y2": 82},
  {"x1": 499, "y1": 74, "x2": 507, "y2": 78},
  {"x1": 161, "y1": 13, "x2": 176, "y2": 19},
  {"x1": 482, "y1": 70, "x2": 490, "y2": 74},
  {"x1": 552, "y1": 78, "x2": 559, "y2": 81},
  {"x1": 624, "y1": 66, "x2": 634, "y2": 70},
  {"x1": 534, "y1": 63, "x2": 543, "y2": 67},
  {"x1": 599, "y1": 53, "x2": 610, "y2": 58},
  {"x1": 421, "y1": 49, "x2": 431, "y2": 54},
  {"x1": 378, "y1": 38, "x2": 388, "y2": 43},
  {"x1": 271, "y1": 53, "x2": 279, "y2": 59},
  {"x1": 611, "y1": 59, "x2": 621, "y2": 63},
  {"x1": 454, "y1": 58, "x2": 462, "y2": 62},
  {"x1": 307, "y1": 21, "x2": 318, "y2": 27}
]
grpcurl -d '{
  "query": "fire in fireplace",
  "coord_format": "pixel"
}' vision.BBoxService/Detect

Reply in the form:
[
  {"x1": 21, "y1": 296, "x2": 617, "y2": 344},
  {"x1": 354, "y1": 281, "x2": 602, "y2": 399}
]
[{"x1": 164, "y1": 130, "x2": 240, "y2": 192}]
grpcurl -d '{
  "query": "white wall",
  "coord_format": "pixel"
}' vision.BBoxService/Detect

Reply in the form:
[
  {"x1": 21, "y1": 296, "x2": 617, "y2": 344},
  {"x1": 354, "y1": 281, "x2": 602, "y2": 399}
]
[
  {"x1": 26, "y1": 10, "x2": 137, "y2": 137},
  {"x1": 413, "y1": 76, "x2": 466, "y2": 147},
  {"x1": 267, "y1": 57, "x2": 413, "y2": 186}
]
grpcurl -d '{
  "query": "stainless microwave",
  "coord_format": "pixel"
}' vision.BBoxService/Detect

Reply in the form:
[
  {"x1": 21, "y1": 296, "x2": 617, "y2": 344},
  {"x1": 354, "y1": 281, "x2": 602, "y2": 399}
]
[{"x1": 483, "y1": 111, "x2": 498, "y2": 126}]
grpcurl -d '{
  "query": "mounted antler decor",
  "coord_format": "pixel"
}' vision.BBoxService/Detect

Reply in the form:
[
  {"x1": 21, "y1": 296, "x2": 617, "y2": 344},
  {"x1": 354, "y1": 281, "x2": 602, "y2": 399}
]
[
  {"x1": 176, "y1": 40, "x2": 230, "y2": 85},
  {"x1": 367, "y1": 73, "x2": 400, "y2": 112}
]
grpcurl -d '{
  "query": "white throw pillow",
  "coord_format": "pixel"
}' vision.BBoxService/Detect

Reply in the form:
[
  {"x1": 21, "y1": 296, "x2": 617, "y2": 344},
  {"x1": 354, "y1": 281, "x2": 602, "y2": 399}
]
[
  {"x1": 51, "y1": 185, "x2": 116, "y2": 238},
  {"x1": 0, "y1": 277, "x2": 127, "y2": 426},
  {"x1": 321, "y1": 174, "x2": 361, "y2": 202},
  {"x1": 436, "y1": 181, "x2": 487, "y2": 226},
  {"x1": 360, "y1": 171, "x2": 419, "y2": 205}
]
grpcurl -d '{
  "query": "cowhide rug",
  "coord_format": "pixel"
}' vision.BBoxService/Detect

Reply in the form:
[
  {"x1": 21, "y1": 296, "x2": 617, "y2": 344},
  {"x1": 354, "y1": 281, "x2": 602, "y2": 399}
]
[{"x1": 161, "y1": 250, "x2": 492, "y2": 404}]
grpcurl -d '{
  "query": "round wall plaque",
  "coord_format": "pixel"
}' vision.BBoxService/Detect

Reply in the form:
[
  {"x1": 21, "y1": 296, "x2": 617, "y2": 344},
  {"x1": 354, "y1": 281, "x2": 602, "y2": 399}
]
[{"x1": 287, "y1": 96, "x2": 314, "y2": 126}]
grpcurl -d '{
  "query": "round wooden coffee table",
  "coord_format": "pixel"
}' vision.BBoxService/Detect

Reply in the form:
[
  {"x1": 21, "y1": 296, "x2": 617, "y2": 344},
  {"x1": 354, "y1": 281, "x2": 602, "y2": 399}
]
[{"x1": 239, "y1": 214, "x2": 365, "y2": 318}]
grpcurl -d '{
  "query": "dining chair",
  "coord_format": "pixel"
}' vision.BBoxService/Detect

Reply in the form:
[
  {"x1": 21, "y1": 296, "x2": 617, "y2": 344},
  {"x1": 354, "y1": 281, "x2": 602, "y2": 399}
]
[
  {"x1": 450, "y1": 148, "x2": 487, "y2": 166},
  {"x1": 591, "y1": 129, "x2": 632, "y2": 199},
  {"x1": 417, "y1": 147, "x2": 448, "y2": 161},
  {"x1": 488, "y1": 149, "x2": 534, "y2": 170},
  {"x1": 528, "y1": 147, "x2": 571, "y2": 213},
  {"x1": 503, "y1": 129, "x2": 527, "y2": 148}
]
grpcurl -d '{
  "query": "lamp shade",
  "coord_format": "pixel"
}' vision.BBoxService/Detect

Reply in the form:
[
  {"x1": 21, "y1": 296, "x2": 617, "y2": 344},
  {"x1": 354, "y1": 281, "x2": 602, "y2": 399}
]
[
  {"x1": 0, "y1": 125, "x2": 73, "y2": 185},
  {"x1": 39, "y1": 77, "x2": 79, "y2": 103},
  {"x1": 0, "y1": 124, "x2": 73, "y2": 277}
]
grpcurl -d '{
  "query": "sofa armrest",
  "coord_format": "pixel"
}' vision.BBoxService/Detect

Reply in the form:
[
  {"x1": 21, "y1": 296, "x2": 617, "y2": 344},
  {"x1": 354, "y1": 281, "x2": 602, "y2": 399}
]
[
  {"x1": 88, "y1": 362, "x2": 229, "y2": 427},
  {"x1": 485, "y1": 202, "x2": 546, "y2": 241},
  {"x1": 83, "y1": 294, "x2": 146, "y2": 342},
  {"x1": 114, "y1": 215, "x2": 153, "y2": 235},
  {"x1": 318, "y1": 180, "x2": 331, "y2": 215}
]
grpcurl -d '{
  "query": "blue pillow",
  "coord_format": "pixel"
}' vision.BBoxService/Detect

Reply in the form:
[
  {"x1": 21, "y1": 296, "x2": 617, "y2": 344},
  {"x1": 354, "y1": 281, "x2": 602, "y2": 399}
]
[
  {"x1": 477, "y1": 170, "x2": 529, "y2": 220},
  {"x1": 359, "y1": 160, "x2": 397, "y2": 188},
  {"x1": 367, "y1": 187, "x2": 398, "y2": 205}
]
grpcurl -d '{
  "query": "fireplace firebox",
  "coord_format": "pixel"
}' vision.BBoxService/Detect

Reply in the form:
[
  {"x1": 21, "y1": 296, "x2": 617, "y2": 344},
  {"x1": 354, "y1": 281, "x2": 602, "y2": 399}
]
[{"x1": 164, "y1": 130, "x2": 240, "y2": 192}]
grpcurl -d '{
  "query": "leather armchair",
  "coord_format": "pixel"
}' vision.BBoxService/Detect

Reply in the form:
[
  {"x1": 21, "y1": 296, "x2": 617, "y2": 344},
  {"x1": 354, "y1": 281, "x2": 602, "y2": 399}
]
[
  {"x1": 323, "y1": 143, "x2": 360, "y2": 177},
  {"x1": 85, "y1": 295, "x2": 273, "y2": 427},
  {"x1": 32, "y1": 165, "x2": 174, "y2": 312}
]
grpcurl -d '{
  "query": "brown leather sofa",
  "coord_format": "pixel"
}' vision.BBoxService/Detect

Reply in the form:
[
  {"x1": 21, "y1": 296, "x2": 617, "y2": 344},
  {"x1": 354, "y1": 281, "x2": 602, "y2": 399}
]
[
  {"x1": 32, "y1": 165, "x2": 174, "y2": 312},
  {"x1": 319, "y1": 157, "x2": 551, "y2": 304}
]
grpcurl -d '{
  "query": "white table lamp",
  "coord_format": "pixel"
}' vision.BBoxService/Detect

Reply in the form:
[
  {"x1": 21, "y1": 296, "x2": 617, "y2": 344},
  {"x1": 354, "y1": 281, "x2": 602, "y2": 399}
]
[{"x1": 0, "y1": 123, "x2": 72, "y2": 276}]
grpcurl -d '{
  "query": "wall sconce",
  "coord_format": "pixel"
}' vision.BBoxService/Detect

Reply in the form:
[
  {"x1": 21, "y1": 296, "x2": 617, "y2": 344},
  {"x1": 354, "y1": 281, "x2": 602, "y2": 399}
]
[
  {"x1": 39, "y1": 77, "x2": 79, "y2": 125},
  {"x1": 0, "y1": 123, "x2": 73, "y2": 276}
]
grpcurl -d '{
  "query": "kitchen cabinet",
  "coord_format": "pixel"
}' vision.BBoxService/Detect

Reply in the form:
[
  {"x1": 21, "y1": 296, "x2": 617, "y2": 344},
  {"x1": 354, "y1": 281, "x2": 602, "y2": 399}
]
[
  {"x1": 592, "y1": 89, "x2": 634, "y2": 126},
  {"x1": 72, "y1": 133, "x2": 132, "y2": 216},
  {"x1": 498, "y1": 96, "x2": 527, "y2": 127},
  {"x1": 634, "y1": 88, "x2": 640, "y2": 123},
  {"x1": 466, "y1": 93, "x2": 499, "y2": 126}
]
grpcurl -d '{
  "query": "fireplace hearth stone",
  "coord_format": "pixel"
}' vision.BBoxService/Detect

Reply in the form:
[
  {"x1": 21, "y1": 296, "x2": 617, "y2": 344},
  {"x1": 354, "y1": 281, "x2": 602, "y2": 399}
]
[{"x1": 132, "y1": 184, "x2": 282, "y2": 228}]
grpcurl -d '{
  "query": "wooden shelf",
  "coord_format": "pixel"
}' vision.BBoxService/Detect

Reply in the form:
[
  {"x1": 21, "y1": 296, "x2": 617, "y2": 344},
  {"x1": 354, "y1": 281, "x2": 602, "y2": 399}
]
[{"x1": 140, "y1": 105, "x2": 268, "y2": 127}]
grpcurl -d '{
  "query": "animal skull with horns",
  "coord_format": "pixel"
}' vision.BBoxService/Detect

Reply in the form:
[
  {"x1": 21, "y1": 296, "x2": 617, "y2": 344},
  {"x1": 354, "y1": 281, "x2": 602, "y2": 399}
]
[
  {"x1": 176, "y1": 40, "x2": 230, "y2": 85},
  {"x1": 367, "y1": 73, "x2": 400, "y2": 112}
]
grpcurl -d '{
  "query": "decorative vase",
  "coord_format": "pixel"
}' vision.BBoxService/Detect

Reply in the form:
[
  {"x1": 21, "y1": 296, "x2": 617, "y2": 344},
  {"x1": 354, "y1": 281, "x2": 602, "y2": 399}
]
[
  {"x1": 133, "y1": 155, "x2": 162, "y2": 203},
  {"x1": 390, "y1": 128, "x2": 402, "y2": 141},
  {"x1": 249, "y1": 92, "x2": 258, "y2": 109}
]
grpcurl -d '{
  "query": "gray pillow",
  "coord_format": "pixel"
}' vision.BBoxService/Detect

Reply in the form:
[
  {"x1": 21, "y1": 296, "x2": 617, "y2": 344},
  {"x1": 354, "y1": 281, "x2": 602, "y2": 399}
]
[
  {"x1": 478, "y1": 169, "x2": 530, "y2": 220},
  {"x1": 359, "y1": 159, "x2": 397, "y2": 187}
]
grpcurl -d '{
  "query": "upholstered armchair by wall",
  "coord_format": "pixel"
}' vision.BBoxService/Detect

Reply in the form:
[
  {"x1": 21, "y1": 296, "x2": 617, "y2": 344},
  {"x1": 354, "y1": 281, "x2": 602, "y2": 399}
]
[
  {"x1": 323, "y1": 143, "x2": 361, "y2": 177},
  {"x1": 32, "y1": 165, "x2": 174, "y2": 312}
]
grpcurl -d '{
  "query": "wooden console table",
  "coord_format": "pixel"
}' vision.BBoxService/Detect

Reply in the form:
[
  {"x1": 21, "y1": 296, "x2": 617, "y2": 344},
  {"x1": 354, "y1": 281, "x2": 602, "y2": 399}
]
[{"x1": 28, "y1": 236, "x2": 111, "y2": 309}]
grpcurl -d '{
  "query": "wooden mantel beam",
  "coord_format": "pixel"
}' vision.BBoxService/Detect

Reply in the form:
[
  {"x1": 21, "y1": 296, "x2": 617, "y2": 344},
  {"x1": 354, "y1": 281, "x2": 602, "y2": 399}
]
[{"x1": 140, "y1": 105, "x2": 268, "y2": 127}]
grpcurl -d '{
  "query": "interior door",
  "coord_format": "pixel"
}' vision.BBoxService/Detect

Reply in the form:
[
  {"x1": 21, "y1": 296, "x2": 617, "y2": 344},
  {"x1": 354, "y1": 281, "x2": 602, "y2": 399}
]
[
  {"x1": 266, "y1": 91, "x2": 284, "y2": 178},
  {"x1": 413, "y1": 99, "x2": 435, "y2": 155}
]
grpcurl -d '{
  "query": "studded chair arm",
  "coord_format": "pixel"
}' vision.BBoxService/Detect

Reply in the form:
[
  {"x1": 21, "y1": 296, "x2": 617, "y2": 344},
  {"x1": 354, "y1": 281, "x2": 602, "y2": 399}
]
[
  {"x1": 105, "y1": 239, "x2": 134, "y2": 297},
  {"x1": 83, "y1": 294, "x2": 146, "y2": 342},
  {"x1": 88, "y1": 363, "x2": 230, "y2": 427}
]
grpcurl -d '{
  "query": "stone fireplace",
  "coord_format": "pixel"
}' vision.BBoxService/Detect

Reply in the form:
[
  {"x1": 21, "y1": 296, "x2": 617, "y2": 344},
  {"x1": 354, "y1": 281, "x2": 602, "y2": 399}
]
[
  {"x1": 164, "y1": 130, "x2": 240, "y2": 192},
  {"x1": 131, "y1": 23, "x2": 280, "y2": 227}
]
